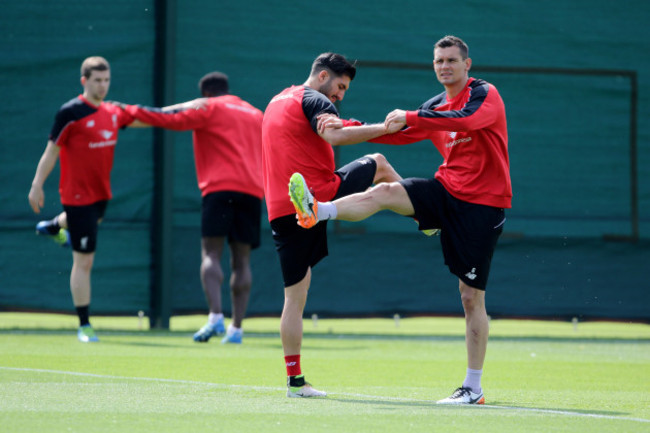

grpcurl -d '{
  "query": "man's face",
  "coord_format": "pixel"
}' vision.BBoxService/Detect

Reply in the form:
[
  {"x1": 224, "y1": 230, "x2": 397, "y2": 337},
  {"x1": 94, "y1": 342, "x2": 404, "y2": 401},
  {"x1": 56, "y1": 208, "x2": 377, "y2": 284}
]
[
  {"x1": 317, "y1": 72, "x2": 351, "y2": 103},
  {"x1": 82, "y1": 69, "x2": 111, "y2": 101},
  {"x1": 433, "y1": 46, "x2": 470, "y2": 87}
]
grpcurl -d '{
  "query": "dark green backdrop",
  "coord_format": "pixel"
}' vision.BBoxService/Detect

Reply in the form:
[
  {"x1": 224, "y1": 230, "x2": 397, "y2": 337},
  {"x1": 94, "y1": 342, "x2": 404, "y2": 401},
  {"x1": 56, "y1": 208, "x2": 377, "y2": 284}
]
[{"x1": 1, "y1": 1, "x2": 648, "y2": 321}]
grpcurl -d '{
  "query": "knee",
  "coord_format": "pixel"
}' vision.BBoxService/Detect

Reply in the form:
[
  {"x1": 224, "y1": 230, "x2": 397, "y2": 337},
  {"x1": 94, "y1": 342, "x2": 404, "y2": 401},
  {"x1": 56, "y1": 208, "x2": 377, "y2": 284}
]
[
  {"x1": 202, "y1": 253, "x2": 223, "y2": 275},
  {"x1": 377, "y1": 181, "x2": 395, "y2": 193},
  {"x1": 230, "y1": 250, "x2": 251, "y2": 272},
  {"x1": 364, "y1": 182, "x2": 394, "y2": 203},
  {"x1": 73, "y1": 254, "x2": 94, "y2": 274},
  {"x1": 230, "y1": 267, "x2": 252, "y2": 292},
  {"x1": 367, "y1": 153, "x2": 388, "y2": 169},
  {"x1": 461, "y1": 293, "x2": 478, "y2": 312},
  {"x1": 459, "y1": 283, "x2": 484, "y2": 313}
]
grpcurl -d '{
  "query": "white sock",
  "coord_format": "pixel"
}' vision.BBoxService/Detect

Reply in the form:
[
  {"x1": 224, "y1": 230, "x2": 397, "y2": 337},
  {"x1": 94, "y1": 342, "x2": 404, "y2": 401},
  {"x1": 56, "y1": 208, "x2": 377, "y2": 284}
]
[
  {"x1": 227, "y1": 324, "x2": 242, "y2": 333},
  {"x1": 317, "y1": 201, "x2": 337, "y2": 221},
  {"x1": 462, "y1": 368, "x2": 483, "y2": 394},
  {"x1": 208, "y1": 312, "x2": 224, "y2": 325}
]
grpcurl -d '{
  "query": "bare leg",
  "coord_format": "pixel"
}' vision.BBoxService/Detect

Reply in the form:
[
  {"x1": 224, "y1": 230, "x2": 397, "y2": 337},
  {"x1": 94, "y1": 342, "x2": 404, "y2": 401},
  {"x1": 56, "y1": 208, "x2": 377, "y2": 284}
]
[
  {"x1": 332, "y1": 182, "x2": 415, "y2": 222},
  {"x1": 459, "y1": 281, "x2": 489, "y2": 370},
  {"x1": 200, "y1": 237, "x2": 225, "y2": 314},
  {"x1": 280, "y1": 268, "x2": 311, "y2": 356},
  {"x1": 70, "y1": 251, "x2": 94, "y2": 307},
  {"x1": 57, "y1": 212, "x2": 68, "y2": 229},
  {"x1": 228, "y1": 242, "x2": 252, "y2": 328},
  {"x1": 367, "y1": 153, "x2": 402, "y2": 184}
]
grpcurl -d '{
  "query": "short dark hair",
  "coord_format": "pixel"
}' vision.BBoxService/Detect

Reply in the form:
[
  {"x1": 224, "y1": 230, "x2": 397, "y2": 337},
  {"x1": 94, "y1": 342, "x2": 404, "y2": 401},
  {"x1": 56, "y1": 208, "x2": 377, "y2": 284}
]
[
  {"x1": 199, "y1": 72, "x2": 229, "y2": 97},
  {"x1": 310, "y1": 52, "x2": 356, "y2": 80},
  {"x1": 81, "y1": 56, "x2": 110, "y2": 79},
  {"x1": 434, "y1": 35, "x2": 469, "y2": 59}
]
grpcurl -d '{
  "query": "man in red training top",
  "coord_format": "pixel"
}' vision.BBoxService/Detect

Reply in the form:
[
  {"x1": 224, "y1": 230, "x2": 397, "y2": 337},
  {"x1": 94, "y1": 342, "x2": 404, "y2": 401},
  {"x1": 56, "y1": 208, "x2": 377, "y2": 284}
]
[
  {"x1": 122, "y1": 72, "x2": 264, "y2": 344},
  {"x1": 28, "y1": 56, "x2": 135, "y2": 343},
  {"x1": 263, "y1": 52, "x2": 403, "y2": 398},
  {"x1": 290, "y1": 36, "x2": 512, "y2": 405}
]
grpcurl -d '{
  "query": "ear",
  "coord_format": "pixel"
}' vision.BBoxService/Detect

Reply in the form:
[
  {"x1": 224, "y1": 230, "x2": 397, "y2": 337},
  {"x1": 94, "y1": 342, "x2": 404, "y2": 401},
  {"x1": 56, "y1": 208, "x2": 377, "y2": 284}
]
[
  {"x1": 81, "y1": 76, "x2": 87, "y2": 87},
  {"x1": 318, "y1": 69, "x2": 329, "y2": 83},
  {"x1": 465, "y1": 57, "x2": 472, "y2": 72}
]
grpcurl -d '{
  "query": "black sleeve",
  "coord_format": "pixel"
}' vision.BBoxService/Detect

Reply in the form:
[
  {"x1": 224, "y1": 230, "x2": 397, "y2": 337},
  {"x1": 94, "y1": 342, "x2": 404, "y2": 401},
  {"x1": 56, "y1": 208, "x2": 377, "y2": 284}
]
[
  {"x1": 49, "y1": 104, "x2": 76, "y2": 141},
  {"x1": 417, "y1": 80, "x2": 489, "y2": 120},
  {"x1": 49, "y1": 98, "x2": 96, "y2": 141},
  {"x1": 301, "y1": 87, "x2": 339, "y2": 134},
  {"x1": 418, "y1": 92, "x2": 447, "y2": 111}
]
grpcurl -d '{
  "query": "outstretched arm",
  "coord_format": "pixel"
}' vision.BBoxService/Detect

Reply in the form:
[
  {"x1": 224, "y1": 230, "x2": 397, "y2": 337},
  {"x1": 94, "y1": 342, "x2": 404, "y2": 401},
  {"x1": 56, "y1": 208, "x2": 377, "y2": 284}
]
[
  {"x1": 28, "y1": 141, "x2": 59, "y2": 214},
  {"x1": 123, "y1": 102, "x2": 209, "y2": 131},
  {"x1": 317, "y1": 112, "x2": 429, "y2": 146},
  {"x1": 111, "y1": 98, "x2": 209, "y2": 129},
  {"x1": 108, "y1": 101, "x2": 150, "y2": 128},
  {"x1": 320, "y1": 122, "x2": 391, "y2": 146},
  {"x1": 162, "y1": 98, "x2": 208, "y2": 112},
  {"x1": 316, "y1": 114, "x2": 404, "y2": 146}
]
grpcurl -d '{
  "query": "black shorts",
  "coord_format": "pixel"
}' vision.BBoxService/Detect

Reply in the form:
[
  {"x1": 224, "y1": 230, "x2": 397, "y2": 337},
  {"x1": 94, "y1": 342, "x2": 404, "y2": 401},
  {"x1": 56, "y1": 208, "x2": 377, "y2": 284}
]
[
  {"x1": 271, "y1": 156, "x2": 377, "y2": 287},
  {"x1": 202, "y1": 191, "x2": 262, "y2": 249},
  {"x1": 400, "y1": 178, "x2": 505, "y2": 290},
  {"x1": 63, "y1": 200, "x2": 108, "y2": 253}
]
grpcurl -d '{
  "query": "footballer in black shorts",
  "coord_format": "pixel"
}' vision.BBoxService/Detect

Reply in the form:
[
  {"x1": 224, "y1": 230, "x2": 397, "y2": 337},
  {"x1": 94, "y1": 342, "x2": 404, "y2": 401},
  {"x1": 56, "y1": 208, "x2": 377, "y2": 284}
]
[
  {"x1": 271, "y1": 156, "x2": 377, "y2": 287},
  {"x1": 63, "y1": 200, "x2": 108, "y2": 253},
  {"x1": 202, "y1": 191, "x2": 262, "y2": 249},
  {"x1": 399, "y1": 178, "x2": 505, "y2": 290}
]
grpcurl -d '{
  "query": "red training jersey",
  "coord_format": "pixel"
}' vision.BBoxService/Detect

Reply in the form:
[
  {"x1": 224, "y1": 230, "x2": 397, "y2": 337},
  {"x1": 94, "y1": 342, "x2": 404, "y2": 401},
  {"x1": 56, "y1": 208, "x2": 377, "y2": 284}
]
[
  {"x1": 125, "y1": 95, "x2": 264, "y2": 198},
  {"x1": 373, "y1": 78, "x2": 512, "y2": 209},
  {"x1": 262, "y1": 85, "x2": 341, "y2": 221},
  {"x1": 50, "y1": 95, "x2": 134, "y2": 206}
]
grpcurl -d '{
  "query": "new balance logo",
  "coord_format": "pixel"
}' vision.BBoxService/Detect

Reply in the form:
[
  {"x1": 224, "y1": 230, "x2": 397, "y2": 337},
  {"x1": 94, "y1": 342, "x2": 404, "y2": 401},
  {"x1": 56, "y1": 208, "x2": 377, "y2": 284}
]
[
  {"x1": 465, "y1": 267, "x2": 477, "y2": 280},
  {"x1": 286, "y1": 362, "x2": 297, "y2": 367},
  {"x1": 86, "y1": 120, "x2": 95, "y2": 128},
  {"x1": 80, "y1": 236, "x2": 89, "y2": 250}
]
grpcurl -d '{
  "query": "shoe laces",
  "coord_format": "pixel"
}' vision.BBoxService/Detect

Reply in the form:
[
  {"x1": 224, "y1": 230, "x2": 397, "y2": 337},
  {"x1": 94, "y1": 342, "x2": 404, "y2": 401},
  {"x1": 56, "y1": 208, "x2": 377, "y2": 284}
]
[{"x1": 451, "y1": 387, "x2": 471, "y2": 398}]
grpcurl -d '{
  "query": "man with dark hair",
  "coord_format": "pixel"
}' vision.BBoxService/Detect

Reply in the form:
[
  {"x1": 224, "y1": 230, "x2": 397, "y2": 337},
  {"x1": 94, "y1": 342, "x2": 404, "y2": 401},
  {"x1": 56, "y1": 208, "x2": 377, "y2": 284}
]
[
  {"x1": 290, "y1": 36, "x2": 512, "y2": 404},
  {"x1": 28, "y1": 56, "x2": 135, "y2": 343},
  {"x1": 198, "y1": 72, "x2": 229, "y2": 97},
  {"x1": 121, "y1": 71, "x2": 264, "y2": 344},
  {"x1": 435, "y1": 34, "x2": 469, "y2": 59},
  {"x1": 262, "y1": 52, "x2": 403, "y2": 397},
  {"x1": 309, "y1": 52, "x2": 357, "y2": 80}
]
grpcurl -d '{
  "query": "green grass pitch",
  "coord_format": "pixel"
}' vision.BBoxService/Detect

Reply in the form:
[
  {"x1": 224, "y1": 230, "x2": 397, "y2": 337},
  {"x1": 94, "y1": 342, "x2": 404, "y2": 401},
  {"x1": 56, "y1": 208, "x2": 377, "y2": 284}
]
[{"x1": 1, "y1": 313, "x2": 648, "y2": 432}]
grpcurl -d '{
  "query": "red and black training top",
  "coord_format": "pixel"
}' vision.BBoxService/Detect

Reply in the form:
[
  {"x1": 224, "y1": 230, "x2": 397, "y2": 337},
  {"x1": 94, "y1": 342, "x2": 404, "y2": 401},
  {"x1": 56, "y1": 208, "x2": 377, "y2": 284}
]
[
  {"x1": 372, "y1": 78, "x2": 512, "y2": 209},
  {"x1": 262, "y1": 85, "x2": 341, "y2": 221},
  {"x1": 49, "y1": 95, "x2": 134, "y2": 206},
  {"x1": 125, "y1": 95, "x2": 264, "y2": 199}
]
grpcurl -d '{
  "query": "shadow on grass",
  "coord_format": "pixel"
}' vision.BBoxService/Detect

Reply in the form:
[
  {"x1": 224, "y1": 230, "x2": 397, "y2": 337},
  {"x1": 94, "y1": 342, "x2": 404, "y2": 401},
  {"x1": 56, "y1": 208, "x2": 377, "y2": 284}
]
[
  {"x1": 1, "y1": 328, "x2": 648, "y2": 344},
  {"x1": 100, "y1": 340, "x2": 192, "y2": 349},
  {"x1": 326, "y1": 396, "x2": 435, "y2": 408},
  {"x1": 328, "y1": 396, "x2": 635, "y2": 418},
  {"x1": 483, "y1": 402, "x2": 632, "y2": 417}
]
